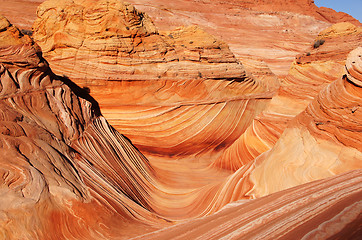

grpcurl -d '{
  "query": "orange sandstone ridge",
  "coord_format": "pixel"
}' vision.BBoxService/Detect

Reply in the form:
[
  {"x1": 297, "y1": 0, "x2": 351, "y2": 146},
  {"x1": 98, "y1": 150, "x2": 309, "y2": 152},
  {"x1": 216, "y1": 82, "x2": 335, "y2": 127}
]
[
  {"x1": 125, "y1": 0, "x2": 361, "y2": 75},
  {"x1": 4, "y1": 0, "x2": 359, "y2": 30},
  {"x1": 1, "y1": 0, "x2": 361, "y2": 75}
]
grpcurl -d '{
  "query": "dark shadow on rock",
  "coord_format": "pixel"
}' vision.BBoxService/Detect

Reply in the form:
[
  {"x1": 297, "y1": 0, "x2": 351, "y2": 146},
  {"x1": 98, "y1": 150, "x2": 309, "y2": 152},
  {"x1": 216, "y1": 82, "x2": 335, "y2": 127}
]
[
  {"x1": 121, "y1": 133, "x2": 135, "y2": 146},
  {"x1": 55, "y1": 74, "x2": 102, "y2": 117}
]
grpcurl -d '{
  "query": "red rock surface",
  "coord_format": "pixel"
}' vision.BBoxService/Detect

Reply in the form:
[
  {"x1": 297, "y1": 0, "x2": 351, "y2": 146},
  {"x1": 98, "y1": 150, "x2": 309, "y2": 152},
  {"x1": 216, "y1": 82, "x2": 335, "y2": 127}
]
[
  {"x1": 246, "y1": 47, "x2": 362, "y2": 197},
  {"x1": 213, "y1": 22, "x2": 362, "y2": 171},
  {"x1": 0, "y1": 0, "x2": 42, "y2": 30},
  {"x1": 0, "y1": 0, "x2": 362, "y2": 239},
  {"x1": 133, "y1": 169, "x2": 362, "y2": 240},
  {"x1": 0, "y1": 15, "x2": 166, "y2": 239},
  {"x1": 1, "y1": 0, "x2": 360, "y2": 75},
  {"x1": 31, "y1": 0, "x2": 277, "y2": 165},
  {"x1": 125, "y1": 0, "x2": 360, "y2": 75}
]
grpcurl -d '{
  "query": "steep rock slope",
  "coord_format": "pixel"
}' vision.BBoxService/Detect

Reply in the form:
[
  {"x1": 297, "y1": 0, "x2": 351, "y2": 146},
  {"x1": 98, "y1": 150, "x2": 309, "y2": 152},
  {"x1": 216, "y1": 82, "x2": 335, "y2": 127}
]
[
  {"x1": 222, "y1": 0, "x2": 360, "y2": 24},
  {"x1": 213, "y1": 22, "x2": 362, "y2": 171},
  {"x1": 0, "y1": 15, "x2": 169, "y2": 239},
  {"x1": 32, "y1": 0, "x2": 276, "y2": 163}
]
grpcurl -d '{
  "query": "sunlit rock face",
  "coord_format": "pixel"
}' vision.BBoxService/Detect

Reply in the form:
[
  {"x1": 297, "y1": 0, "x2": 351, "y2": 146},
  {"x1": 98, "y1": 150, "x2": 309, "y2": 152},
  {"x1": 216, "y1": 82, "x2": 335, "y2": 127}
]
[
  {"x1": 32, "y1": 0, "x2": 277, "y2": 164},
  {"x1": 247, "y1": 47, "x2": 362, "y2": 197},
  {"x1": 1, "y1": 0, "x2": 360, "y2": 76},
  {"x1": 213, "y1": 22, "x2": 362, "y2": 171},
  {"x1": 133, "y1": 169, "x2": 362, "y2": 240},
  {"x1": 125, "y1": 0, "x2": 361, "y2": 75},
  {"x1": 32, "y1": 0, "x2": 245, "y2": 82},
  {"x1": 1, "y1": 1, "x2": 362, "y2": 239}
]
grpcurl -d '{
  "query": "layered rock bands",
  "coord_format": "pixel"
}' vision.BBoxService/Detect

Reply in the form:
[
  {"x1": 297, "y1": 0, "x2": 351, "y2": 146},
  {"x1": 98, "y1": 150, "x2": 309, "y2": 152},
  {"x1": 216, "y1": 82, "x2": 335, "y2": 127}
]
[{"x1": 0, "y1": 0, "x2": 361, "y2": 239}]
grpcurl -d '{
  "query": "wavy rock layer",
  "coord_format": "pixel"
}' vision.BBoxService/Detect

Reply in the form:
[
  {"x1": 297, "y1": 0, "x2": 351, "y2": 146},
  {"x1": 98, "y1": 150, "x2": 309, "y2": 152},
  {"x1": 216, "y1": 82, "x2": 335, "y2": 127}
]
[
  {"x1": 0, "y1": 16, "x2": 168, "y2": 239},
  {"x1": 1, "y1": 8, "x2": 362, "y2": 240},
  {"x1": 0, "y1": 17, "x2": 319, "y2": 240},
  {"x1": 246, "y1": 47, "x2": 362, "y2": 198},
  {"x1": 32, "y1": 0, "x2": 244, "y2": 82},
  {"x1": 213, "y1": 22, "x2": 362, "y2": 171},
  {"x1": 0, "y1": 15, "x2": 283, "y2": 239},
  {"x1": 134, "y1": 169, "x2": 362, "y2": 240},
  {"x1": 32, "y1": 0, "x2": 276, "y2": 162}
]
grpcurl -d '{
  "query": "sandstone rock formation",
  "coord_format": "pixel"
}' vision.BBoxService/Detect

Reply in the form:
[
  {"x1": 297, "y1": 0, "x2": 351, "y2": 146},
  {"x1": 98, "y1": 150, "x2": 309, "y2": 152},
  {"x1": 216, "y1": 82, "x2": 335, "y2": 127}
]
[
  {"x1": 217, "y1": 0, "x2": 360, "y2": 25},
  {"x1": 29, "y1": 0, "x2": 362, "y2": 208},
  {"x1": 1, "y1": 0, "x2": 360, "y2": 75},
  {"x1": 0, "y1": 15, "x2": 168, "y2": 239},
  {"x1": 213, "y1": 22, "x2": 362, "y2": 171},
  {"x1": 133, "y1": 169, "x2": 362, "y2": 240},
  {"x1": 246, "y1": 47, "x2": 362, "y2": 197},
  {"x1": 125, "y1": 0, "x2": 360, "y2": 75},
  {"x1": 32, "y1": 0, "x2": 277, "y2": 164},
  {"x1": 1, "y1": 0, "x2": 362, "y2": 239}
]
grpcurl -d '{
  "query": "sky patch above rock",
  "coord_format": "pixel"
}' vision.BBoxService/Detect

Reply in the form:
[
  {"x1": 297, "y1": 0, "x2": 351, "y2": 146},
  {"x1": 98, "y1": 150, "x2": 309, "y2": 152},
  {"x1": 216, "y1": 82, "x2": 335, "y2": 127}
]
[{"x1": 315, "y1": 0, "x2": 362, "y2": 23}]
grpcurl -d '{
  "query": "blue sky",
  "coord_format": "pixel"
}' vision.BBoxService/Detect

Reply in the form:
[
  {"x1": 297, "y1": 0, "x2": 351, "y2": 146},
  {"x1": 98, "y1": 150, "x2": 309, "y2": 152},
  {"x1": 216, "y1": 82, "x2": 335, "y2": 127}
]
[{"x1": 315, "y1": 0, "x2": 362, "y2": 23}]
